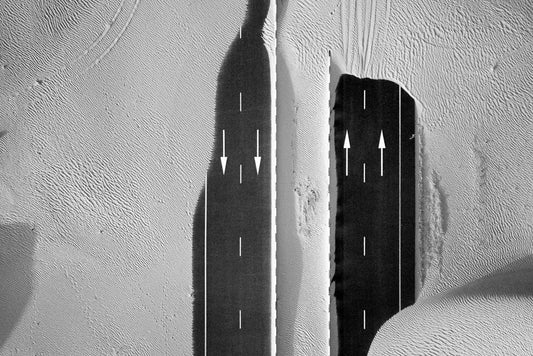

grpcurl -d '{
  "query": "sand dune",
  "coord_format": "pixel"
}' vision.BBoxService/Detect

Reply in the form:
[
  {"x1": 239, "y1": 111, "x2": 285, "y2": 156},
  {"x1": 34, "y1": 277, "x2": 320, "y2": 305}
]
[{"x1": 1, "y1": 0, "x2": 532, "y2": 354}]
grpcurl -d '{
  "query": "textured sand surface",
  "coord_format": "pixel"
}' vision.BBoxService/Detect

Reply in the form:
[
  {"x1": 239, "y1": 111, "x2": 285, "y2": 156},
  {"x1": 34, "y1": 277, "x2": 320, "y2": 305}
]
[
  {"x1": 0, "y1": 0, "x2": 252, "y2": 353},
  {"x1": 369, "y1": 256, "x2": 533, "y2": 355},
  {"x1": 276, "y1": 3, "x2": 331, "y2": 354},
  {"x1": 278, "y1": 0, "x2": 533, "y2": 353},
  {"x1": 2, "y1": 0, "x2": 532, "y2": 354}
]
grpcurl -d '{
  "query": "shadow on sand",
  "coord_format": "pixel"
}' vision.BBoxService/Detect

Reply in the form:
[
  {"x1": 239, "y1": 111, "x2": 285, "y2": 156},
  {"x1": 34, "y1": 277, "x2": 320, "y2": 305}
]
[
  {"x1": 191, "y1": 1, "x2": 271, "y2": 355},
  {"x1": 0, "y1": 223, "x2": 37, "y2": 349}
]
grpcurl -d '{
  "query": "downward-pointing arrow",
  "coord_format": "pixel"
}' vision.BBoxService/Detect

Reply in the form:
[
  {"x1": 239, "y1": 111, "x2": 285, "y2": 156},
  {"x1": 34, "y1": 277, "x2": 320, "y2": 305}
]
[
  {"x1": 344, "y1": 130, "x2": 351, "y2": 176},
  {"x1": 378, "y1": 130, "x2": 386, "y2": 176},
  {"x1": 254, "y1": 129, "x2": 261, "y2": 175},
  {"x1": 220, "y1": 129, "x2": 227, "y2": 175}
]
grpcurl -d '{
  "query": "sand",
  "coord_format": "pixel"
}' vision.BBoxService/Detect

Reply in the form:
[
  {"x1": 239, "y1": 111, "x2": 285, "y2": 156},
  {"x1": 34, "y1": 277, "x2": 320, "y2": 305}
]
[
  {"x1": 1, "y1": 0, "x2": 250, "y2": 353},
  {"x1": 1, "y1": 0, "x2": 532, "y2": 354},
  {"x1": 278, "y1": 0, "x2": 533, "y2": 354}
]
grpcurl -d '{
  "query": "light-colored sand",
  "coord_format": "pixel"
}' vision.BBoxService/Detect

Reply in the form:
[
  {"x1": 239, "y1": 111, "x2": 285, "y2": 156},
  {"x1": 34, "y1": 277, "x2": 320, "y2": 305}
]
[
  {"x1": 0, "y1": 0, "x2": 251, "y2": 353},
  {"x1": 370, "y1": 257, "x2": 533, "y2": 355},
  {"x1": 278, "y1": 0, "x2": 533, "y2": 354},
  {"x1": 1, "y1": 0, "x2": 532, "y2": 354}
]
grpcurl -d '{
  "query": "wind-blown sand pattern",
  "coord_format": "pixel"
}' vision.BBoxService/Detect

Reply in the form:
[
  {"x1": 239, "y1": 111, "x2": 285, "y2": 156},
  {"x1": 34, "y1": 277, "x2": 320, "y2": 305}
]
[
  {"x1": 279, "y1": 0, "x2": 533, "y2": 354},
  {"x1": 1, "y1": 0, "x2": 532, "y2": 354},
  {"x1": 1, "y1": 0, "x2": 256, "y2": 353}
]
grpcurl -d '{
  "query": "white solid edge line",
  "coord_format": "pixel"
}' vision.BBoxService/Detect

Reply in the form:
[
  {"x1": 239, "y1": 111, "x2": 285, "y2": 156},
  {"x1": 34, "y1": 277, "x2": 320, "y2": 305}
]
[
  {"x1": 398, "y1": 84, "x2": 402, "y2": 312},
  {"x1": 204, "y1": 175, "x2": 207, "y2": 356},
  {"x1": 265, "y1": 2, "x2": 277, "y2": 354},
  {"x1": 327, "y1": 49, "x2": 331, "y2": 353}
]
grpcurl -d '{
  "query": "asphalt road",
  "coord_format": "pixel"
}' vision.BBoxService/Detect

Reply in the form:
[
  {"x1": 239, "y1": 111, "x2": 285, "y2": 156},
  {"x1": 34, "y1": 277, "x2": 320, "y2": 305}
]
[
  {"x1": 333, "y1": 75, "x2": 415, "y2": 355},
  {"x1": 192, "y1": 1, "x2": 272, "y2": 355}
]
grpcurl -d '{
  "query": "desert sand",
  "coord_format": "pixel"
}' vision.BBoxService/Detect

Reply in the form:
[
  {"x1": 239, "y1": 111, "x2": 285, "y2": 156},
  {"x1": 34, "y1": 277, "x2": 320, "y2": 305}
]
[
  {"x1": 1, "y1": 0, "x2": 253, "y2": 353},
  {"x1": 1, "y1": 0, "x2": 532, "y2": 354},
  {"x1": 278, "y1": 0, "x2": 532, "y2": 354}
]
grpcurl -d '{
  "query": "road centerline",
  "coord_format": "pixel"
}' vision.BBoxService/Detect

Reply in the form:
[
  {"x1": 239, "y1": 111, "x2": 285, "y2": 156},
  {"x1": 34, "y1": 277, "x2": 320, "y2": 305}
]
[{"x1": 332, "y1": 75, "x2": 415, "y2": 354}]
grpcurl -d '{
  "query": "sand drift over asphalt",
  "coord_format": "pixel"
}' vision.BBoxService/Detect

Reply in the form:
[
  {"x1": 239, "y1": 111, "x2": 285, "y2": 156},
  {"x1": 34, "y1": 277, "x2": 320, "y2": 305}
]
[
  {"x1": 369, "y1": 255, "x2": 533, "y2": 355},
  {"x1": 1, "y1": 0, "x2": 532, "y2": 354},
  {"x1": 278, "y1": 0, "x2": 533, "y2": 354},
  {"x1": 1, "y1": 0, "x2": 256, "y2": 354},
  {"x1": 191, "y1": 1, "x2": 273, "y2": 354},
  {"x1": 331, "y1": 74, "x2": 416, "y2": 355}
]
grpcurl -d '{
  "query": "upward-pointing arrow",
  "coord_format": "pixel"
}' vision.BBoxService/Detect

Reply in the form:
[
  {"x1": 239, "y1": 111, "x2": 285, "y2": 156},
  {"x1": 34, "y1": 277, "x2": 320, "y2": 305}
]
[
  {"x1": 344, "y1": 130, "x2": 351, "y2": 176},
  {"x1": 378, "y1": 130, "x2": 386, "y2": 176},
  {"x1": 220, "y1": 130, "x2": 227, "y2": 175}
]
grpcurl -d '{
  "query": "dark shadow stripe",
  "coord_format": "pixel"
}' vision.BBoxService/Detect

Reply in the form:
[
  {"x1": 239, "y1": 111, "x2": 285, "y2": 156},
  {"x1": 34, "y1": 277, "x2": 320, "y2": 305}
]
[{"x1": 0, "y1": 223, "x2": 37, "y2": 348}]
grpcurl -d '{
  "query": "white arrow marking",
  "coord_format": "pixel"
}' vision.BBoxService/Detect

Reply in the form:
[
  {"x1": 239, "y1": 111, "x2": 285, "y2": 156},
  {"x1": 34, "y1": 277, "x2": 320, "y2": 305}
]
[
  {"x1": 379, "y1": 130, "x2": 386, "y2": 176},
  {"x1": 254, "y1": 130, "x2": 261, "y2": 175},
  {"x1": 220, "y1": 130, "x2": 227, "y2": 175},
  {"x1": 344, "y1": 130, "x2": 351, "y2": 176}
]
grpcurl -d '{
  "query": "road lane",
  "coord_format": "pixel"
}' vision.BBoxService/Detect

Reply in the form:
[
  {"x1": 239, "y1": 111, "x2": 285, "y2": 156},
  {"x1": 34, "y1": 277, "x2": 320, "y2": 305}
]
[
  {"x1": 333, "y1": 74, "x2": 415, "y2": 355},
  {"x1": 192, "y1": 1, "x2": 272, "y2": 355}
]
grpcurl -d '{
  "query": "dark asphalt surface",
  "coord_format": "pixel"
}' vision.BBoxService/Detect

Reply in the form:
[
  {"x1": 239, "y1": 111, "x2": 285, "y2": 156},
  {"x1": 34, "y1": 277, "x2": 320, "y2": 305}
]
[
  {"x1": 192, "y1": 1, "x2": 272, "y2": 355},
  {"x1": 333, "y1": 75, "x2": 415, "y2": 355}
]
